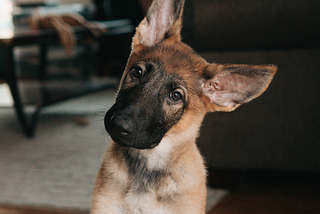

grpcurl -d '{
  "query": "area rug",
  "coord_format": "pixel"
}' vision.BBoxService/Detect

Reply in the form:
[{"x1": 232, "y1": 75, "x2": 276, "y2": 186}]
[{"x1": 0, "y1": 88, "x2": 229, "y2": 212}]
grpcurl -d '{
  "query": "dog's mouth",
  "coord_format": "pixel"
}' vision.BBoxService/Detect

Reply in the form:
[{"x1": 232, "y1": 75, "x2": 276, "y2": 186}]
[
  {"x1": 107, "y1": 130, "x2": 160, "y2": 150},
  {"x1": 108, "y1": 133, "x2": 130, "y2": 148}
]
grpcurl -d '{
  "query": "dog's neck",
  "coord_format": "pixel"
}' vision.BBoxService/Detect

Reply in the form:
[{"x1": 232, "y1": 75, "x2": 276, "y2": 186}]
[{"x1": 114, "y1": 112, "x2": 205, "y2": 172}]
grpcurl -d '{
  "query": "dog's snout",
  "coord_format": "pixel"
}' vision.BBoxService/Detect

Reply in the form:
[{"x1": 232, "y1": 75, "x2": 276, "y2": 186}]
[{"x1": 110, "y1": 115, "x2": 134, "y2": 136}]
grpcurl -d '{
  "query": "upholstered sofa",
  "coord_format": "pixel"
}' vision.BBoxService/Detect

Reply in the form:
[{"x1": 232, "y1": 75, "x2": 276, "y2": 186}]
[{"x1": 180, "y1": 0, "x2": 319, "y2": 171}]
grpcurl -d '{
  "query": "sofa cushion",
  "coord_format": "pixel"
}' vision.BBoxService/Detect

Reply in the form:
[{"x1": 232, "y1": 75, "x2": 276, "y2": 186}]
[{"x1": 182, "y1": 0, "x2": 320, "y2": 51}]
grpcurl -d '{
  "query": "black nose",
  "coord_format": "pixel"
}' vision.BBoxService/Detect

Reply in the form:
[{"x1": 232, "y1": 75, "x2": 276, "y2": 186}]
[{"x1": 110, "y1": 114, "x2": 134, "y2": 137}]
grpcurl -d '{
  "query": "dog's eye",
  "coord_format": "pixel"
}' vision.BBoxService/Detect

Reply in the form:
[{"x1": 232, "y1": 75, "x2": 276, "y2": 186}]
[
  {"x1": 169, "y1": 91, "x2": 182, "y2": 101},
  {"x1": 131, "y1": 67, "x2": 143, "y2": 78}
]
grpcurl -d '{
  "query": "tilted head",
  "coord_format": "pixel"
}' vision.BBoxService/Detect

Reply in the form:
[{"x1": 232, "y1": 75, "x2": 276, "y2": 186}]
[{"x1": 105, "y1": 0, "x2": 277, "y2": 149}]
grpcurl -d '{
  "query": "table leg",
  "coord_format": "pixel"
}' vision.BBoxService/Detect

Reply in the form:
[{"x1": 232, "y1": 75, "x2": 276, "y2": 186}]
[
  {"x1": 39, "y1": 43, "x2": 48, "y2": 81},
  {"x1": 3, "y1": 44, "x2": 36, "y2": 137}
]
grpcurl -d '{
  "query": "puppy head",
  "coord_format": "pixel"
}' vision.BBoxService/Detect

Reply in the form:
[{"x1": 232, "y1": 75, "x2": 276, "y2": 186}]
[{"x1": 105, "y1": 0, "x2": 277, "y2": 149}]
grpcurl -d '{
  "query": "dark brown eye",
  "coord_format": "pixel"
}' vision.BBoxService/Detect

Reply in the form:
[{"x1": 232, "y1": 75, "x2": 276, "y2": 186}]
[
  {"x1": 169, "y1": 91, "x2": 182, "y2": 101},
  {"x1": 131, "y1": 67, "x2": 143, "y2": 78}
]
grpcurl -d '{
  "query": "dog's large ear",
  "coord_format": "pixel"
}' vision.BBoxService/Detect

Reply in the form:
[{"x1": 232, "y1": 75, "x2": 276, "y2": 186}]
[
  {"x1": 200, "y1": 63, "x2": 277, "y2": 112},
  {"x1": 132, "y1": 0, "x2": 185, "y2": 49}
]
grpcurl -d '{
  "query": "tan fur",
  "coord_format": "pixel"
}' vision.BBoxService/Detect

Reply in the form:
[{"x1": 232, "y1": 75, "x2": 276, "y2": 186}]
[
  {"x1": 91, "y1": 0, "x2": 276, "y2": 213},
  {"x1": 91, "y1": 117, "x2": 207, "y2": 214}
]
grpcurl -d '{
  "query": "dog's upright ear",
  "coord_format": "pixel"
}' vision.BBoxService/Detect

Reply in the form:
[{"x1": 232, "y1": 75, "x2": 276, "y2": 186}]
[
  {"x1": 200, "y1": 63, "x2": 277, "y2": 112},
  {"x1": 132, "y1": 0, "x2": 185, "y2": 50}
]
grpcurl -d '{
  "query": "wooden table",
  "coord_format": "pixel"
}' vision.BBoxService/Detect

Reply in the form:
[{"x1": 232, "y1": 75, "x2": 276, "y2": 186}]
[{"x1": 0, "y1": 2, "x2": 134, "y2": 137}]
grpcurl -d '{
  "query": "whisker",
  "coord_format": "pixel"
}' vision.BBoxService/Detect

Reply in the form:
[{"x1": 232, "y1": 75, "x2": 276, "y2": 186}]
[
  {"x1": 100, "y1": 127, "x2": 108, "y2": 136},
  {"x1": 91, "y1": 105, "x2": 111, "y2": 121}
]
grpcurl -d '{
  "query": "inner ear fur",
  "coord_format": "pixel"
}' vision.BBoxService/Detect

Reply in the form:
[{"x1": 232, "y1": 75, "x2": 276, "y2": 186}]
[
  {"x1": 132, "y1": 0, "x2": 185, "y2": 50},
  {"x1": 201, "y1": 63, "x2": 277, "y2": 112}
]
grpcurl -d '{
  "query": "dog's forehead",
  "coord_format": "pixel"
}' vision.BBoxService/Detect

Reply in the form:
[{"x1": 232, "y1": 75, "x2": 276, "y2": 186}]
[
  {"x1": 126, "y1": 41, "x2": 206, "y2": 88},
  {"x1": 150, "y1": 41, "x2": 204, "y2": 72}
]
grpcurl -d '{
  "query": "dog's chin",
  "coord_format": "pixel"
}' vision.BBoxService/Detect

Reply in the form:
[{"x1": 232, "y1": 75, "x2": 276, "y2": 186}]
[{"x1": 110, "y1": 135, "x2": 160, "y2": 150}]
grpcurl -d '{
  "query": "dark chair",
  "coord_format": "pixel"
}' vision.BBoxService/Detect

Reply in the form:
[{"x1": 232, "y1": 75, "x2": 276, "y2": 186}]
[{"x1": 93, "y1": 0, "x2": 144, "y2": 77}]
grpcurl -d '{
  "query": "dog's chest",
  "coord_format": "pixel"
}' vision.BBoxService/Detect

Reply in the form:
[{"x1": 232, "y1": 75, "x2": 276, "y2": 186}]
[
  {"x1": 122, "y1": 175, "x2": 179, "y2": 214},
  {"x1": 123, "y1": 190, "x2": 174, "y2": 214},
  {"x1": 121, "y1": 147, "x2": 176, "y2": 193},
  {"x1": 118, "y1": 147, "x2": 180, "y2": 213}
]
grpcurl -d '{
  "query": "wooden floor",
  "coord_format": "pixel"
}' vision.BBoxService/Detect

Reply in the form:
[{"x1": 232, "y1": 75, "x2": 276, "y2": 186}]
[
  {"x1": 208, "y1": 171, "x2": 320, "y2": 214},
  {"x1": 0, "y1": 206, "x2": 89, "y2": 214}
]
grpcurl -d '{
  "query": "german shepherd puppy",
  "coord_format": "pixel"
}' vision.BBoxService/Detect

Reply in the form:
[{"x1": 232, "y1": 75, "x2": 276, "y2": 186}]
[{"x1": 91, "y1": 0, "x2": 277, "y2": 213}]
